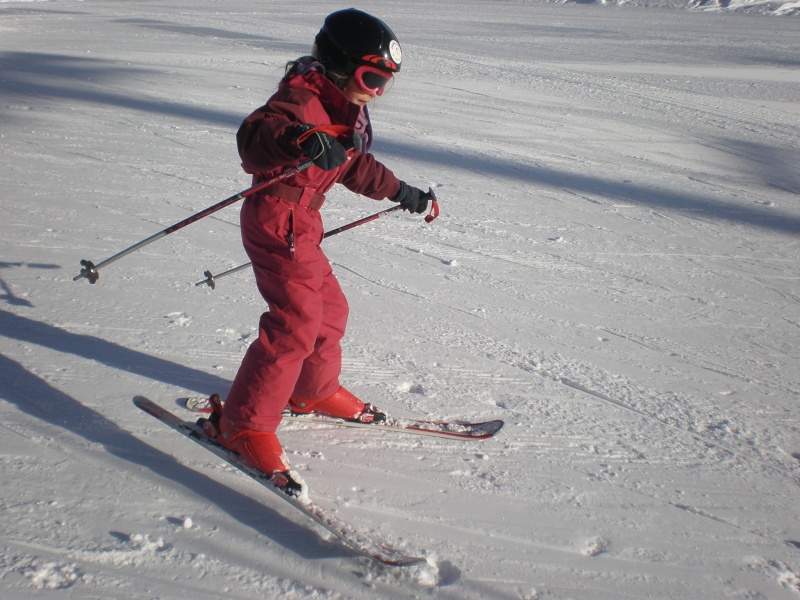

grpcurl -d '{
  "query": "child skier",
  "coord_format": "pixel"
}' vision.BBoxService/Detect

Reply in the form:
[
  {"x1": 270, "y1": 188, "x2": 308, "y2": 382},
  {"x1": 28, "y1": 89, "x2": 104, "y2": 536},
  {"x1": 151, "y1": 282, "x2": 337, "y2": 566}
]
[{"x1": 200, "y1": 9, "x2": 433, "y2": 495}]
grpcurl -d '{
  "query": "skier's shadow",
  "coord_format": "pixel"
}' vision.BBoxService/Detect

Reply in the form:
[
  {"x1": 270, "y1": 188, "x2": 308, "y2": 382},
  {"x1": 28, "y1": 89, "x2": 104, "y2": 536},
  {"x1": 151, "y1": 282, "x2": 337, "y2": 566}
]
[
  {"x1": 0, "y1": 308, "x2": 229, "y2": 395},
  {"x1": 0, "y1": 311, "x2": 354, "y2": 563}
]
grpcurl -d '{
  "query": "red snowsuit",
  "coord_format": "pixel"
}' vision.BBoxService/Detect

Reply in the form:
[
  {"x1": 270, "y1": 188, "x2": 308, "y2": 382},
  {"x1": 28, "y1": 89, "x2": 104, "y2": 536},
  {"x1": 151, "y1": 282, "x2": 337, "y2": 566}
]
[{"x1": 222, "y1": 65, "x2": 402, "y2": 433}]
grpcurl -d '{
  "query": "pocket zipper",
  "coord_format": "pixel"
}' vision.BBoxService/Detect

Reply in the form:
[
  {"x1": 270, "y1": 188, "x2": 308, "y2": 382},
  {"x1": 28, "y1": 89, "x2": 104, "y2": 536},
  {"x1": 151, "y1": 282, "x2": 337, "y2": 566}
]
[{"x1": 287, "y1": 209, "x2": 296, "y2": 261}]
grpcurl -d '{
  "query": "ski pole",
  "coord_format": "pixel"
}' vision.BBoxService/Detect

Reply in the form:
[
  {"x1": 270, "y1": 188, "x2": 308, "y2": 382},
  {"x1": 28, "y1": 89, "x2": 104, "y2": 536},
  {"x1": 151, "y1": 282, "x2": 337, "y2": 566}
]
[
  {"x1": 195, "y1": 204, "x2": 404, "y2": 289},
  {"x1": 73, "y1": 125, "x2": 359, "y2": 285},
  {"x1": 195, "y1": 187, "x2": 439, "y2": 289},
  {"x1": 72, "y1": 159, "x2": 314, "y2": 284}
]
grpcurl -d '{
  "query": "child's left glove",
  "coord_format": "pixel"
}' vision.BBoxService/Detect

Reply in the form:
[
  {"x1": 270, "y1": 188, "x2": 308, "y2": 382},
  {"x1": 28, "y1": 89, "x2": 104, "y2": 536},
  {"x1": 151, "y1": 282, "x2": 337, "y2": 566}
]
[{"x1": 391, "y1": 181, "x2": 431, "y2": 214}]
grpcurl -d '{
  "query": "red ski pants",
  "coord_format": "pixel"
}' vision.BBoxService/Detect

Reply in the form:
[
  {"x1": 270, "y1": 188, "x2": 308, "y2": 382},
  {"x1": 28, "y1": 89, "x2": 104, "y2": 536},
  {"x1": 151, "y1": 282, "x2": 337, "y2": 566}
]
[{"x1": 222, "y1": 195, "x2": 349, "y2": 432}]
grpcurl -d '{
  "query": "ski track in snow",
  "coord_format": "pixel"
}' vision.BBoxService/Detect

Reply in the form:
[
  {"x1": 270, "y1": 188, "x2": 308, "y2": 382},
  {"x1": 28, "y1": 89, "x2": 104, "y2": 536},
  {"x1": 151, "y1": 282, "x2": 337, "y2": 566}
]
[{"x1": 1, "y1": 1, "x2": 799, "y2": 599}]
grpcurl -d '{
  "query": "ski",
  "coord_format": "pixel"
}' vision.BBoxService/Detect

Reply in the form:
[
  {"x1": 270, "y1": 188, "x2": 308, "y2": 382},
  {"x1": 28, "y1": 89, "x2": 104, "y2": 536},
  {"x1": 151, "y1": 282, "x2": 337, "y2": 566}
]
[
  {"x1": 182, "y1": 396, "x2": 504, "y2": 441},
  {"x1": 133, "y1": 396, "x2": 426, "y2": 567}
]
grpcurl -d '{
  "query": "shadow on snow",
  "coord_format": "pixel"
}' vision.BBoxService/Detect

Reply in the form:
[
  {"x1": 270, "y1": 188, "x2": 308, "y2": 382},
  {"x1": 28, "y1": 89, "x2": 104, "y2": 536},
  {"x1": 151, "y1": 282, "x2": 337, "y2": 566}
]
[
  {"x1": 0, "y1": 309, "x2": 353, "y2": 563},
  {"x1": 2, "y1": 50, "x2": 797, "y2": 237}
]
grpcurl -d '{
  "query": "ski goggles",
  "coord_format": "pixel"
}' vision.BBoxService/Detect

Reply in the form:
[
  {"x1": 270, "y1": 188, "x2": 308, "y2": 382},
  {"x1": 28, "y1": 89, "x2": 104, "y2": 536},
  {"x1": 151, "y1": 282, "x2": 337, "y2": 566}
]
[{"x1": 353, "y1": 65, "x2": 393, "y2": 96}]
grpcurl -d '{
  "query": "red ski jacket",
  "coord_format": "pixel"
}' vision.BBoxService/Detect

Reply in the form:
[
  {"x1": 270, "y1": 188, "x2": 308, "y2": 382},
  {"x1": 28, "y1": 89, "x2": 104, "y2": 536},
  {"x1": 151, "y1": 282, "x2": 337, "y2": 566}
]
[{"x1": 237, "y1": 67, "x2": 402, "y2": 204}]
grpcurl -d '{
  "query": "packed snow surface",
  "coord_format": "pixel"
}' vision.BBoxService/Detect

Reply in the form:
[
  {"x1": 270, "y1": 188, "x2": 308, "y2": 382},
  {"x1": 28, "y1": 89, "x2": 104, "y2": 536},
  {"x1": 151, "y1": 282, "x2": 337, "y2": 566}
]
[{"x1": 1, "y1": 1, "x2": 799, "y2": 598}]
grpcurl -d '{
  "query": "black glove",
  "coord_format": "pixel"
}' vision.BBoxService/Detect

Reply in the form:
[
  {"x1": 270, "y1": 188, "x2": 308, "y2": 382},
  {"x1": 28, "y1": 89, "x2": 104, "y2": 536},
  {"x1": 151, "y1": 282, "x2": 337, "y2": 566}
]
[
  {"x1": 295, "y1": 125, "x2": 347, "y2": 171},
  {"x1": 391, "y1": 181, "x2": 430, "y2": 214}
]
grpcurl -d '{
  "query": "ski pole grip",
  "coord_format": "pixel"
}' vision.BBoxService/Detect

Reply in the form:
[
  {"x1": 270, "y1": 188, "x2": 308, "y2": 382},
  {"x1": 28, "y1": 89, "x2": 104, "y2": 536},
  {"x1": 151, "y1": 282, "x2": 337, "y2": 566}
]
[{"x1": 423, "y1": 188, "x2": 440, "y2": 223}]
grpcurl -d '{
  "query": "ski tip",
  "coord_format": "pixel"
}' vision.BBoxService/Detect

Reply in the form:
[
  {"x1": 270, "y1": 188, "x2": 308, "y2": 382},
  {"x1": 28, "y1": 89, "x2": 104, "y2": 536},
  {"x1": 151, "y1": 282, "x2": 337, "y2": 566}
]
[
  {"x1": 469, "y1": 419, "x2": 504, "y2": 439},
  {"x1": 489, "y1": 419, "x2": 505, "y2": 438},
  {"x1": 385, "y1": 555, "x2": 428, "y2": 567}
]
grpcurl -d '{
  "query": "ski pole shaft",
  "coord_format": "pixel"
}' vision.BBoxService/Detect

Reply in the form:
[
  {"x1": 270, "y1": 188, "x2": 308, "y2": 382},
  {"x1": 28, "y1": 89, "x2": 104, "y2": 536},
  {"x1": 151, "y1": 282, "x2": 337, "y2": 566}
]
[
  {"x1": 322, "y1": 204, "x2": 403, "y2": 238},
  {"x1": 195, "y1": 204, "x2": 405, "y2": 289},
  {"x1": 194, "y1": 264, "x2": 252, "y2": 291},
  {"x1": 73, "y1": 159, "x2": 314, "y2": 284},
  {"x1": 196, "y1": 187, "x2": 439, "y2": 289}
]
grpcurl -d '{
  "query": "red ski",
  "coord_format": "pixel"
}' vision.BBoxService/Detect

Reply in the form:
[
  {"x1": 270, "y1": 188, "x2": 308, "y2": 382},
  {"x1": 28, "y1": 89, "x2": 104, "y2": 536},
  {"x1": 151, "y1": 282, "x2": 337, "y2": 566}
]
[
  {"x1": 134, "y1": 396, "x2": 425, "y2": 567},
  {"x1": 182, "y1": 396, "x2": 504, "y2": 441}
]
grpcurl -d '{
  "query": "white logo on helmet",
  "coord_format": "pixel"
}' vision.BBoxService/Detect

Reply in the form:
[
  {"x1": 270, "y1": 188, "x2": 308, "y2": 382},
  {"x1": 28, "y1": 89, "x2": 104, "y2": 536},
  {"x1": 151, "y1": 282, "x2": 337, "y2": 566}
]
[{"x1": 389, "y1": 40, "x2": 402, "y2": 66}]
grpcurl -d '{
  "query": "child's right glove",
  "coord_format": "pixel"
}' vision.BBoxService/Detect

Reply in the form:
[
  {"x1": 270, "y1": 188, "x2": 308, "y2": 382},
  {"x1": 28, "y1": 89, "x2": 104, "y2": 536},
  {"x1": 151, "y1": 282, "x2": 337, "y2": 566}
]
[{"x1": 391, "y1": 181, "x2": 430, "y2": 214}]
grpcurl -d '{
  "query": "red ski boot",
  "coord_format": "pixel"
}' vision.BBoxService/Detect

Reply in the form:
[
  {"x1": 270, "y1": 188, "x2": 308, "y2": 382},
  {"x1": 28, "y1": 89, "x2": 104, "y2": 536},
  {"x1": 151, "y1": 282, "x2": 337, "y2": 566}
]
[
  {"x1": 198, "y1": 394, "x2": 303, "y2": 497},
  {"x1": 288, "y1": 387, "x2": 386, "y2": 423}
]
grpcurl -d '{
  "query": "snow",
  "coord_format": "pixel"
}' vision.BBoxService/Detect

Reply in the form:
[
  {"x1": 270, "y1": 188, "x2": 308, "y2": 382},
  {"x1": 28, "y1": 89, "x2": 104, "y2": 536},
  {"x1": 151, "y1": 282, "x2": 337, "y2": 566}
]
[{"x1": 1, "y1": 0, "x2": 799, "y2": 598}]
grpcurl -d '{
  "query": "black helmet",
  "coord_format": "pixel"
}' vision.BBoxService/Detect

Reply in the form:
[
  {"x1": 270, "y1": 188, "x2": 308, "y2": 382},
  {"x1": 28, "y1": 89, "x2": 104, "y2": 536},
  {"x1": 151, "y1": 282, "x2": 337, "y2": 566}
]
[{"x1": 312, "y1": 8, "x2": 402, "y2": 76}]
